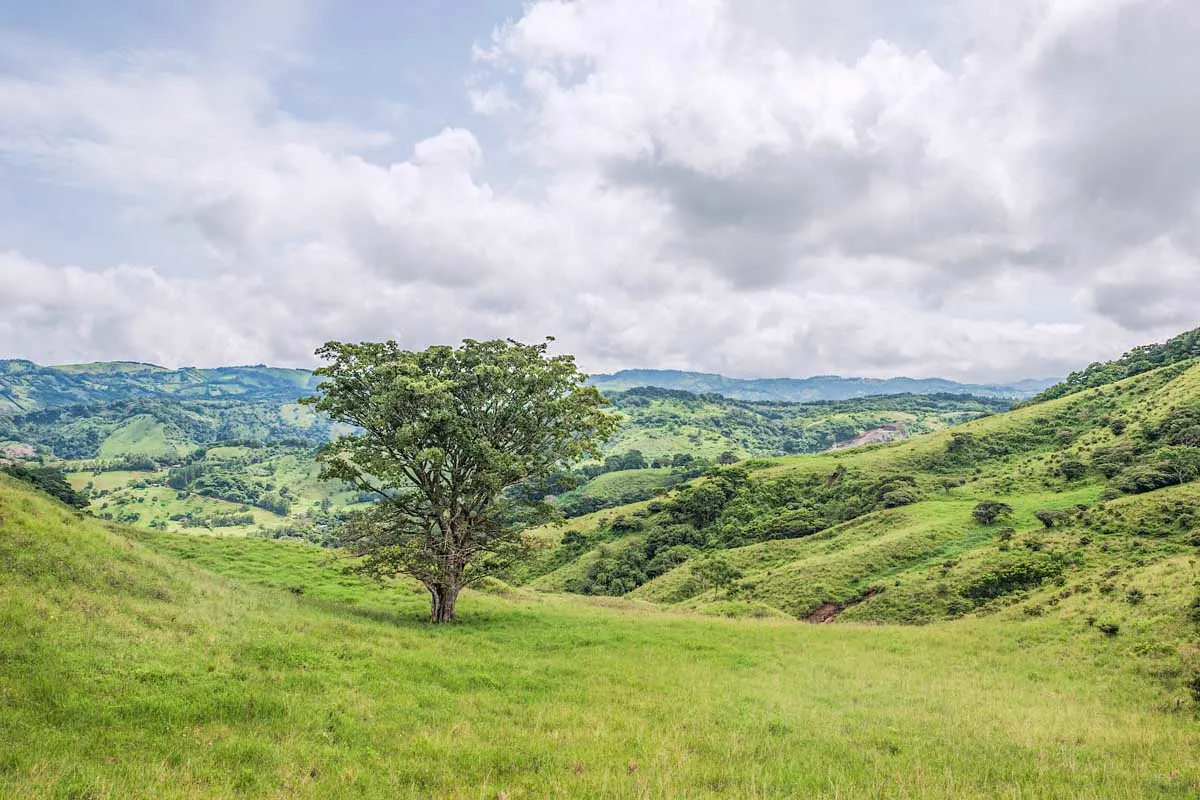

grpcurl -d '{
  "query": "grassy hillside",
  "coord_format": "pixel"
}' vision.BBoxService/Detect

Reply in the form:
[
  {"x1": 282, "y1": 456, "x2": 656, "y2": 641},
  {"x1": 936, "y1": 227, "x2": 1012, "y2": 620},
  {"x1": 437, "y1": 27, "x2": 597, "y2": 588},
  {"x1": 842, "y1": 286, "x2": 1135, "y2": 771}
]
[
  {"x1": 0, "y1": 360, "x2": 318, "y2": 414},
  {"x1": 527, "y1": 359, "x2": 1200, "y2": 651},
  {"x1": 0, "y1": 398, "x2": 343, "y2": 461},
  {"x1": 1, "y1": 475, "x2": 1197, "y2": 798},
  {"x1": 605, "y1": 387, "x2": 1008, "y2": 458},
  {"x1": 1, "y1": 379, "x2": 1006, "y2": 541},
  {"x1": 1035, "y1": 324, "x2": 1200, "y2": 401}
]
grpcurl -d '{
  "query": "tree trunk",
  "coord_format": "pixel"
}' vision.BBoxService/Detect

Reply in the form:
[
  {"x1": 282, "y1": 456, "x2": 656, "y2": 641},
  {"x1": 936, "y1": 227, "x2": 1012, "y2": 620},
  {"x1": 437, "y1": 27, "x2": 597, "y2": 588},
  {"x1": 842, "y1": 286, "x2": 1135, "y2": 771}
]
[{"x1": 429, "y1": 582, "x2": 461, "y2": 624}]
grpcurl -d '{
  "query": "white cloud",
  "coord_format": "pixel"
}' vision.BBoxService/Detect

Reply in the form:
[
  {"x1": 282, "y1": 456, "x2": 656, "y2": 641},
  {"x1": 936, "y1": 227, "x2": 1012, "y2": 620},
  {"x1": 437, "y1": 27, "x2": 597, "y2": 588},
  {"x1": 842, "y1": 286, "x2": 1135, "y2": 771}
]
[{"x1": 1, "y1": 0, "x2": 1198, "y2": 381}]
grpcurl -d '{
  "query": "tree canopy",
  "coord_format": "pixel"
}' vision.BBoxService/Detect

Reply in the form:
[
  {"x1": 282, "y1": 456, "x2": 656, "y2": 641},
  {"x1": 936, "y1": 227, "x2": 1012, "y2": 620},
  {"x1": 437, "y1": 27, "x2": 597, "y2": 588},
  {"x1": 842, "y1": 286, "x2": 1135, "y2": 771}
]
[{"x1": 302, "y1": 338, "x2": 618, "y2": 622}]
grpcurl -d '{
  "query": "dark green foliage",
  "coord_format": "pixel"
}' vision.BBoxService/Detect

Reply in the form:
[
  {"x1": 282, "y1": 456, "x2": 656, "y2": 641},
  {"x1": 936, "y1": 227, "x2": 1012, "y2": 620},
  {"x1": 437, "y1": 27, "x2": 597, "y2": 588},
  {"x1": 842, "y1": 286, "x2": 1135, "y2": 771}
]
[
  {"x1": 2, "y1": 465, "x2": 88, "y2": 509},
  {"x1": 1112, "y1": 446, "x2": 1200, "y2": 494},
  {"x1": 1057, "y1": 458, "x2": 1087, "y2": 481},
  {"x1": 304, "y1": 338, "x2": 618, "y2": 623},
  {"x1": 714, "y1": 469, "x2": 921, "y2": 548},
  {"x1": 962, "y1": 556, "x2": 1063, "y2": 602},
  {"x1": 0, "y1": 398, "x2": 334, "y2": 460},
  {"x1": 645, "y1": 544, "x2": 699, "y2": 578},
  {"x1": 191, "y1": 473, "x2": 262, "y2": 506},
  {"x1": 692, "y1": 556, "x2": 743, "y2": 593},
  {"x1": 1034, "y1": 509, "x2": 1071, "y2": 529},
  {"x1": 670, "y1": 482, "x2": 733, "y2": 528},
  {"x1": 1091, "y1": 442, "x2": 1137, "y2": 477},
  {"x1": 1142, "y1": 404, "x2": 1200, "y2": 447},
  {"x1": 607, "y1": 387, "x2": 1011, "y2": 457},
  {"x1": 973, "y1": 501, "x2": 1014, "y2": 525},
  {"x1": 177, "y1": 512, "x2": 256, "y2": 528},
  {"x1": 166, "y1": 463, "x2": 206, "y2": 489},
  {"x1": 577, "y1": 450, "x2": 648, "y2": 478},
  {"x1": 0, "y1": 360, "x2": 318, "y2": 415},
  {"x1": 568, "y1": 545, "x2": 650, "y2": 596},
  {"x1": 609, "y1": 516, "x2": 643, "y2": 533},
  {"x1": 1034, "y1": 326, "x2": 1200, "y2": 401}
]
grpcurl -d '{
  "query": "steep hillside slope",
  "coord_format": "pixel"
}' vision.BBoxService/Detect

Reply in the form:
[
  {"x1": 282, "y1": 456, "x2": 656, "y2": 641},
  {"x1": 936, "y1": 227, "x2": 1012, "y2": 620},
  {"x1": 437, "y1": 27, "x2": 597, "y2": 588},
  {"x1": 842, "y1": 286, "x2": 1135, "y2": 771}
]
[
  {"x1": 1, "y1": 475, "x2": 1197, "y2": 797},
  {"x1": 1035, "y1": 325, "x2": 1200, "y2": 401},
  {"x1": 526, "y1": 359, "x2": 1200, "y2": 645}
]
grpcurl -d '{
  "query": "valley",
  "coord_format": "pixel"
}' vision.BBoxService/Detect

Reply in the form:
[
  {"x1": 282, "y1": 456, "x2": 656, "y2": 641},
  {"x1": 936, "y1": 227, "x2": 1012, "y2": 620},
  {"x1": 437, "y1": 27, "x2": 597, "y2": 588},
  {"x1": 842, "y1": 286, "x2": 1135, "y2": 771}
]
[
  {"x1": 0, "y1": 361, "x2": 1013, "y2": 540},
  {"x1": 1, "y1": 328, "x2": 1199, "y2": 797}
]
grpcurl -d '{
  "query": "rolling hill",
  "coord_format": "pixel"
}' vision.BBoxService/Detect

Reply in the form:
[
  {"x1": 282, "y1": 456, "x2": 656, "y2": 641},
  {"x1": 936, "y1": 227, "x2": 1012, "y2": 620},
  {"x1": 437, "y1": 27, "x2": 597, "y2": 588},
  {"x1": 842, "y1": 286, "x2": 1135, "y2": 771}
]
[
  {"x1": 2, "y1": 330, "x2": 1200, "y2": 796},
  {"x1": 518, "y1": 348, "x2": 1200, "y2": 642},
  {"x1": 590, "y1": 369, "x2": 1054, "y2": 402},
  {"x1": 0, "y1": 360, "x2": 318, "y2": 415},
  {"x1": 1, "y1": 471, "x2": 1197, "y2": 797},
  {"x1": 1, "y1": 365, "x2": 1011, "y2": 541}
]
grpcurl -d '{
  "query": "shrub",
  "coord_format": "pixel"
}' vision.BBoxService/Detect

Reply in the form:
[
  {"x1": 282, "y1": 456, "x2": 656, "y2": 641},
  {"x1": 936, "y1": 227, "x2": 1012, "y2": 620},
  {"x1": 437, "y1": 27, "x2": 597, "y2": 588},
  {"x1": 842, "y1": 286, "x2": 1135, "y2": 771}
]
[
  {"x1": 1097, "y1": 621, "x2": 1120, "y2": 637},
  {"x1": 1057, "y1": 458, "x2": 1087, "y2": 481},
  {"x1": 692, "y1": 556, "x2": 743, "y2": 593},
  {"x1": 609, "y1": 516, "x2": 644, "y2": 534},
  {"x1": 1033, "y1": 509, "x2": 1071, "y2": 529},
  {"x1": 881, "y1": 487, "x2": 919, "y2": 508},
  {"x1": 973, "y1": 501, "x2": 1014, "y2": 525},
  {"x1": 962, "y1": 557, "x2": 1062, "y2": 602},
  {"x1": 2, "y1": 465, "x2": 89, "y2": 509}
]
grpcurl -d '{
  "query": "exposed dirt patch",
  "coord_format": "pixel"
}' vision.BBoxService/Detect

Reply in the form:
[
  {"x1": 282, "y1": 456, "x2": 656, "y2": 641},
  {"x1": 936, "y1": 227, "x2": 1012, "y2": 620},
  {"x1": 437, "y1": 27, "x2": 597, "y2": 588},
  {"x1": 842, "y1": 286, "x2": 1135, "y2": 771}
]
[
  {"x1": 807, "y1": 603, "x2": 840, "y2": 623},
  {"x1": 831, "y1": 426, "x2": 905, "y2": 451},
  {"x1": 2, "y1": 443, "x2": 35, "y2": 460},
  {"x1": 804, "y1": 588, "x2": 883, "y2": 624}
]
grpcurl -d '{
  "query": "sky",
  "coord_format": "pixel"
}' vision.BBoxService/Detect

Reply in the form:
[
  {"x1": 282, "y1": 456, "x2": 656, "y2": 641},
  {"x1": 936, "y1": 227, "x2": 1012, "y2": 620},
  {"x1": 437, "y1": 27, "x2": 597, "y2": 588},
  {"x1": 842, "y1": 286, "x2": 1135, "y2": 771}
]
[{"x1": 0, "y1": 0, "x2": 1197, "y2": 382}]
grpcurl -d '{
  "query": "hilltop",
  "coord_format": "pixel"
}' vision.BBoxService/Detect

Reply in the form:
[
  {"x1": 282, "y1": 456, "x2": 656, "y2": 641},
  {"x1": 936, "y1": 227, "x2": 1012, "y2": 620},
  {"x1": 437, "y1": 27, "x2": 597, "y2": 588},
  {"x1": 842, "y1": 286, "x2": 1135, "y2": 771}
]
[
  {"x1": 1034, "y1": 324, "x2": 1200, "y2": 401},
  {"x1": 590, "y1": 368, "x2": 1054, "y2": 402}
]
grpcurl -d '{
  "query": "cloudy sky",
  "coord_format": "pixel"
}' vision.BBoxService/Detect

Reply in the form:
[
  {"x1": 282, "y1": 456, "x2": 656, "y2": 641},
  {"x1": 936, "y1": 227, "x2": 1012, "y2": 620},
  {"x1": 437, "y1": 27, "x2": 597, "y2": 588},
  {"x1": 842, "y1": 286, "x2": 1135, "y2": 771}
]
[{"x1": 0, "y1": 0, "x2": 1197, "y2": 381}]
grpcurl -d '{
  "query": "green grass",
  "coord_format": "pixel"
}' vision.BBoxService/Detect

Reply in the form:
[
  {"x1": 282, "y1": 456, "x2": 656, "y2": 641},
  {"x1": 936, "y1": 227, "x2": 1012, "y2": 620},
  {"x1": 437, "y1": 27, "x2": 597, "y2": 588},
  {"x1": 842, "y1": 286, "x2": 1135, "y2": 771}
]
[
  {"x1": 540, "y1": 359, "x2": 1200, "y2": 621},
  {"x1": 97, "y1": 414, "x2": 183, "y2": 458},
  {"x1": 1, "y1": 475, "x2": 1198, "y2": 798},
  {"x1": 557, "y1": 468, "x2": 676, "y2": 503}
]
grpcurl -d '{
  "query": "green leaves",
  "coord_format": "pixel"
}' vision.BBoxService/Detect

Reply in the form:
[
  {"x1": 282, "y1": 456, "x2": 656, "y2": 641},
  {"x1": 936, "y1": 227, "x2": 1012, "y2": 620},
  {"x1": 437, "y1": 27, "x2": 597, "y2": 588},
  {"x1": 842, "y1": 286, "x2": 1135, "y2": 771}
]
[{"x1": 301, "y1": 337, "x2": 618, "y2": 619}]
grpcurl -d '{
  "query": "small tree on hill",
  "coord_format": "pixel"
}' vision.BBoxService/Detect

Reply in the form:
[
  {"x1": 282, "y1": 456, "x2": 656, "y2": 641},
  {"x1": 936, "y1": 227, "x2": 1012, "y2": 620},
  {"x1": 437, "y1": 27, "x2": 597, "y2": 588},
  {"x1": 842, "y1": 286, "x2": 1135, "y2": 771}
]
[
  {"x1": 973, "y1": 501, "x2": 1013, "y2": 526},
  {"x1": 1057, "y1": 457, "x2": 1087, "y2": 481},
  {"x1": 303, "y1": 338, "x2": 618, "y2": 623},
  {"x1": 693, "y1": 555, "x2": 743, "y2": 595},
  {"x1": 1033, "y1": 509, "x2": 1071, "y2": 529}
]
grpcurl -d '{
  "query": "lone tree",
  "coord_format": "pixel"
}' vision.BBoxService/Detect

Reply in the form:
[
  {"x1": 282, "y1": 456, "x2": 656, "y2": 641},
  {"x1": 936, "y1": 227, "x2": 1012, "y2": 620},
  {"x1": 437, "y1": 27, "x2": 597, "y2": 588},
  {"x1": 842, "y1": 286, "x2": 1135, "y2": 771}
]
[
  {"x1": 303, "y1": 338, "x2": 618, "y2": 623},
  {"x1": 973, "y1": 500, "x2": 1014, "y2": 526},
  {"x1": 1033, "y1": 508, "x2": 1071, "y2": 529}
]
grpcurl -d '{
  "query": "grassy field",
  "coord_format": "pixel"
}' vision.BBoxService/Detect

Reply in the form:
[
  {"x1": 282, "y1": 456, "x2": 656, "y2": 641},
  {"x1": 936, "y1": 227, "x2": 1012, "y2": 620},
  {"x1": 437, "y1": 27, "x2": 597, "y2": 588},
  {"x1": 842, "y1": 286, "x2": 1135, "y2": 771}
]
[{"x1": 1, "y1": 474, "x2": 1197, "y2": 798}]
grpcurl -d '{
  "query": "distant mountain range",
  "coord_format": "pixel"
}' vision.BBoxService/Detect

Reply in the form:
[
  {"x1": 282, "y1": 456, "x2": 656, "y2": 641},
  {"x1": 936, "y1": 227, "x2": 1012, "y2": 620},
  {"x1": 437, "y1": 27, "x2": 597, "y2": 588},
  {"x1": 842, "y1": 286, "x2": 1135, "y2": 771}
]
[
  {"x1": 0, "y1": 359, "x2": 1055, "y2": 416},
  {"x1": 0, "y1": 360, "x2": 318, "y2": 415},
  {"x1": 588, "y1": 369, "x2": 1056, "y2": 402}
]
